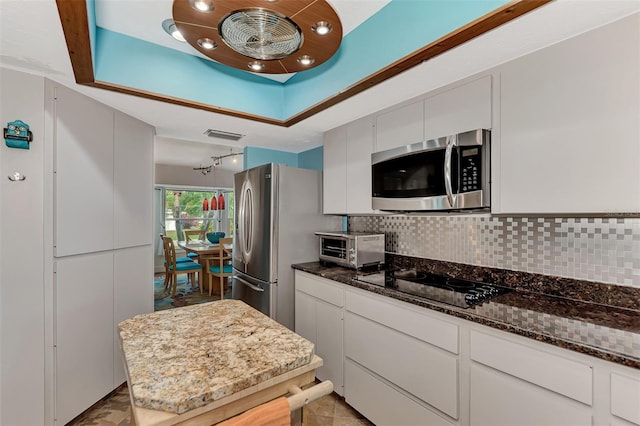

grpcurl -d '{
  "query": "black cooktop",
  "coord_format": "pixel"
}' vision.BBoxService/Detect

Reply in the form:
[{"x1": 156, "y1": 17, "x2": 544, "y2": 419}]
[{"x1": 353, "y1": 269, "x2": 509, "y2": 308}]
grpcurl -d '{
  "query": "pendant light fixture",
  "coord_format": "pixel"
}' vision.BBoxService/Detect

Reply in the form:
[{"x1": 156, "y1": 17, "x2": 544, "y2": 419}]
[
  {"x1": 210, "y1": 194, "x2": 218, "y2": 211},
  {"x1": 171, "y1": 0, "x2": 343, "y2": 74},
  {"x1": 218, "y1": 193, "x2": 225, "y2": 210},
  {"x1": 202, "y1": 197, "x2": 209, "y2": 211}
]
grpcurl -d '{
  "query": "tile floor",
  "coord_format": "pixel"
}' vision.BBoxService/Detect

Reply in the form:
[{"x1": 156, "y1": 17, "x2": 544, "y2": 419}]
[{"x1": 68, "y1": 383, "x2": 373, "y2": 426}]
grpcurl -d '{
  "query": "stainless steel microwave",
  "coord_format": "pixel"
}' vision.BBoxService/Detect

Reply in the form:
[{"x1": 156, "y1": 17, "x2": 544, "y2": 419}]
[{"x1": 371, "y1": 129, "x2": 490, "y2": 212}]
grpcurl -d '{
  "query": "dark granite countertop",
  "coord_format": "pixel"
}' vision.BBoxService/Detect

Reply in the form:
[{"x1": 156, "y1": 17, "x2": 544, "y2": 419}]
[{"x1": 292, "y1": 261, "x2": 640, "y2": 370}]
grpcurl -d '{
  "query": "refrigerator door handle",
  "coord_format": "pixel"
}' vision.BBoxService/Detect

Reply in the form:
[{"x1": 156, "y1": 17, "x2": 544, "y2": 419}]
[
  {"x1": 237, "y1": 178, "x2": 254, "y2": 265},
  {"x1": 234, "y1": 275, "x2": 265, "y2": 292}
]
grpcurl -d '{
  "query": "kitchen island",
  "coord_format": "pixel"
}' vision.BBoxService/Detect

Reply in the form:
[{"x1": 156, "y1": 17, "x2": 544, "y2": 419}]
[{"x1": 118, "y1": 300, "x2": 321, "y2": 426}]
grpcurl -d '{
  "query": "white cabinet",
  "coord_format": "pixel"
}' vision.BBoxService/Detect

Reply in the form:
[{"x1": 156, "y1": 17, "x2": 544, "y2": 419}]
[
  {"x1": 322, "y1": 125, "x2": 347, "y2": 214},
  {"x1": 294, "y1": 271, "x2": 344, "y2": 395},
  {"x1": 346, "y1": 116, "x2": 375, "y2": 214},
  {"x1": 345, "y1": 359, "x2": 454, "y2": 426},
  {"x1": 496, "y1": 14, "x2": 640, "y2": 214},
  {"x1": 114, "y1": 111, "x2": 154, "y2": 249},
  {"x1": 374, "y1": 100, "x2": 424, "y2": 152},
  {"x1": 113, "y1": 246, "x2": 153, "y2": 385},
  {"x1": 424, "y1": 75, "x2": 492, "y2": 140},
  {"x1": 611, "y1": 372, "x2": 640, "y2": 426},
  {"x1": 55, "y1": 253, "x2": 114, "y2": 426},
  {"x1": 469, "y1": 330, "x2": 593, "y2": 426},
  {"x1": 53, "y1": 86, "x2": 154, "y2": 256},
  {"x1": 344, "y1": 288, "x2": 459, "y2": 423},
  {"x1": 54, "y1": 85, "x2": 114, "y2": 257},
  {"x1": 323, "y1": 116, "x2": 375, "y2": 215},
  {"x1": 47, "y1": 81, "x2": 154, "y2": 424}
]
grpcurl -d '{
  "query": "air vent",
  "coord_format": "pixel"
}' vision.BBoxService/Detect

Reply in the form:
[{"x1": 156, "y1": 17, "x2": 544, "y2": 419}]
[{"x1": 204, "y1": 129, "x2": 244, "y2": 141}]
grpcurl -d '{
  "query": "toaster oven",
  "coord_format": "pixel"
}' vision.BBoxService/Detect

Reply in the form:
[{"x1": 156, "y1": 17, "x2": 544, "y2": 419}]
[{"x1": 315, "y1": 232, "x2": 385, "y2": 269}]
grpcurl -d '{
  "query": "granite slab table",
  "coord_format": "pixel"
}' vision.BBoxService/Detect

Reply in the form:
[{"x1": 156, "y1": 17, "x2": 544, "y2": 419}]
[{"x1": 118, "y1": 299, "x2": 321, "y2": 426}]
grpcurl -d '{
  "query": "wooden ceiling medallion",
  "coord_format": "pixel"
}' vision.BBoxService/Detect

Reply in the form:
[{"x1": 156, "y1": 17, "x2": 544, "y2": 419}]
[{"x1": 172, "y1": 0, "x2": 343, "y2": 74}]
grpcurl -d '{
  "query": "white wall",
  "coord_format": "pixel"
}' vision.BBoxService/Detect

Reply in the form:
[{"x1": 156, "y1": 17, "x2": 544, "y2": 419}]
[
  {"x1": 0, "y1": 68, "x2": 46, "y2": 425},
  {"x1": 155, "y1": 163, "x2": 234, "y2": 188}
]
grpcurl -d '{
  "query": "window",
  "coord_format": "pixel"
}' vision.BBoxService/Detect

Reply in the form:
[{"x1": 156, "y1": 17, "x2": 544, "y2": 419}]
[{"x1": 162, "y1": 188, "x2": 234, "y2": 242}]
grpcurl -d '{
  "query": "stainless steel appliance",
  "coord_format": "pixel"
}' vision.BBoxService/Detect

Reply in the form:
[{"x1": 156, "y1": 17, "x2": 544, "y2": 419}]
[
  {"x1": 371, "y1": 129, "x2": 490, "y2": 212},
  {"x1": 353, "y1": 269, "x2": 508, "y2": 308},
  {"x1": 315, "y1": 231, "x2": 385, "y2": 269},
  {"x1": 232, "y1": 163, "x2": 338, "y2": 330}
]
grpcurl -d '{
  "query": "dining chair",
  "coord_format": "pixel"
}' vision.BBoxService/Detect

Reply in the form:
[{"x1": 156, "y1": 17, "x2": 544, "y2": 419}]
[
  {"x1": 183, "y1": 229, "x2": 207, "y2": 260},
  {"x1": 162, "y1": 236, "x2": 203, "y2": 297},
  {"x1": 204, "y1": 237, "x2": 233, "y2": 299},
  {"x1": 160, "y1": 234, "x2": 195, "y2": 289}
]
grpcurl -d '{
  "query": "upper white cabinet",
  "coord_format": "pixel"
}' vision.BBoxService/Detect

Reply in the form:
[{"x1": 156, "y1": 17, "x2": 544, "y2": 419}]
[
  {"x1": 424, "y1": 75, "x2": 492, "y2": 140},
  {"x1": 323, "y1": 116, "x2": 375, "y2": 215},
  {"x1": 495, "y1": 14, "x2": 640, "y2": 214},
  {"x1": 322, "y1": 125, "x2": 347, "y2": 214},
  {"x1": 374, "y1": 100, "x2": 424, "y2": 152},
  {"x1": 346, "y1": 116, "x2": 375, "y2": 214},
  {"x1": 54, "y1": 86, "x2": 154, "y2": 256},
  {"x1": 114, "y1": 111, "x2": 154, "y2": 249},
  {"x1": 54, "y1": 85, "x2": 114, "y2": 256}
]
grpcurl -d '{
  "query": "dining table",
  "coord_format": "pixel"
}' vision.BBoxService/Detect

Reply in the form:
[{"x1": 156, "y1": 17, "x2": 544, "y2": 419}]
[
  {"x1": 178, "y1": 240, "x2": 233, "y2": 294},
  {"x1": 118, "y1": 300, "x2": 322, "y2": 426}
]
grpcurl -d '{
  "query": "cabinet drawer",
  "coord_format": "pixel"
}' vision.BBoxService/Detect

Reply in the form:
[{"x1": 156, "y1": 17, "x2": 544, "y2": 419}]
[
  {"x1": 611, "y1": 372, "x2": 640, "y2": 425},
  {"x1": 470, "y1": 330, "x2": 592, "y2": 405},
  {"x1": 345, "y1": 312, "x2": 458, "y2": 418},
  {"x1": 345, "y1": 289, "x2": 458, "y2": 353},
  {"x1": 345, "y1": 359, "x2": 454, "y2": 426},
  {"x1": 295, "y1": 271, "x2": 344, "y2": 307},
  {"x1": 470, "y1": 363, "x2": 592, "y2": 426}
]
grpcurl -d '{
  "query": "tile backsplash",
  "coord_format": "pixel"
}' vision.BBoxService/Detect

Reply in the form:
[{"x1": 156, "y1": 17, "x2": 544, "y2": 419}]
[{"x1": 348, "y1": 215, "x2": 640, "y2": 288}]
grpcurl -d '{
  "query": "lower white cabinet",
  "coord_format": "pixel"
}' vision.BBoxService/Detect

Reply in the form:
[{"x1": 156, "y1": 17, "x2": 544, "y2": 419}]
[
  {"x1": 295, "y1": 272, "x2": 640, "y2": 426},
  {"x1": 469, "y1": 330, "x2": 593, "y2": 425},
  {"x1": 345, "y1": 359, "x2": 454, "y2": 426},
  {"x1": 294, "y1": 271, "x2": 344, "y2": 395},
  {"x1": 344, "y1": 288, "x2": 459, "y2": 423},
  {"x1": 55, "y1": 247, "x2": 153, "y2": 425},
  {"x1": 610, "y1": 372, "x2": 640, "y2": 426},
  {"x1": 55, "y1": 253, "x2": 115, "y2": 425},
  {"x1": 469, "y1": 363, "x2": 592, "y2": 426}
]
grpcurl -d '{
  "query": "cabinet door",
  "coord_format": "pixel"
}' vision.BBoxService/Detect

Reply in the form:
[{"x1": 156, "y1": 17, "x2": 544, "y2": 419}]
[
  {"x1": 113, "y1": 246, "x2": 153, "y2": 385},
  {"x1": 294, "y1": 290, "x2": 316, "y2": 343},
  {"x1": 497, "y1": 15, "x2": 640, "y2": 214},
  {"x1": 424, "y1": 75, "x2": 491, "y2": 140},
  {"x1": 470, "y1": 363, "x2": 592, "y2": 426},
  {"x1": 114, "y1": 112, "x2": 154, "y2": 249},
  {"x1": 55, "y1": 253, "x2": 114, "y2": 425},
  {"x1": 375, "y1": 100, "x2": 424, "y2": 152},
  {"x1": 346, "y1": 116, "x2": 375, "y2": 214},
  {"x1": 54, "y1": 85, "x2": 114, "y2": 256},
  {"x1": 316, "y1": 301, "x2": 343, "y2": 395},
  {"x1": 323, "y1": 125, "x2": 347, "y2": 214}
]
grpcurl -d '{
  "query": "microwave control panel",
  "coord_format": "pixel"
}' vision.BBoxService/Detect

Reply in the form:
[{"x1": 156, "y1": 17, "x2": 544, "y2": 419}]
[{"x1": 460, "y1": 147, "x2": 481, "y2": 193}]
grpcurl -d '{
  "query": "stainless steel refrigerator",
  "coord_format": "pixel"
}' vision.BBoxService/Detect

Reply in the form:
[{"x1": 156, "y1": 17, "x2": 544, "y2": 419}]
[{"x1": 232, "y1": 163, "x2": 339, "y2": 330}]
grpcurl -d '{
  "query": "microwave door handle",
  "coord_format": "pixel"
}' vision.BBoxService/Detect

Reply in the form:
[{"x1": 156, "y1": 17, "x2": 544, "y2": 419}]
[{"x1": 444, "y1": 135, "x2": 456, "y2": 208}]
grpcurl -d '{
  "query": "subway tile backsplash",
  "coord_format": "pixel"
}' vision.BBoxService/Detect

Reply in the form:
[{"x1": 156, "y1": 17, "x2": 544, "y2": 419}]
[{"x1": 348, "y1": 215, "x2": 640, "y2": 288}]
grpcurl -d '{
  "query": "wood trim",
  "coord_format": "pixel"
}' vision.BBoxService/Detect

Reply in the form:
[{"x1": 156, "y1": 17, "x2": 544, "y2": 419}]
[
  {"x1": 56, "y1": 0, "x2": 95, "y2": 83},
  {"x1": 55, "y1": 0, "x2": 552, "y2": 127}
]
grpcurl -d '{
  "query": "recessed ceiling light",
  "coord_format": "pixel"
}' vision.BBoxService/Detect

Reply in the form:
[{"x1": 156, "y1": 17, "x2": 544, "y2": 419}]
[
  {"x1": 197, "y1": 38, "x2": 217, "y2": 50},
  {"x1": 297, "y1": 55, "x2": 315, "y2": 66},
  {"x1": 248, "y1": 61, "x2": 265, "y2": 71},
  {"x1": 312, "y1": 21, "x2": 332, "y2": 36},
  {"x1": 162, "y1": 19, "x2": 185, "y2": 42},
  {"x1": 190, "y1": 0, "x2": 214, "y2": 12}
]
